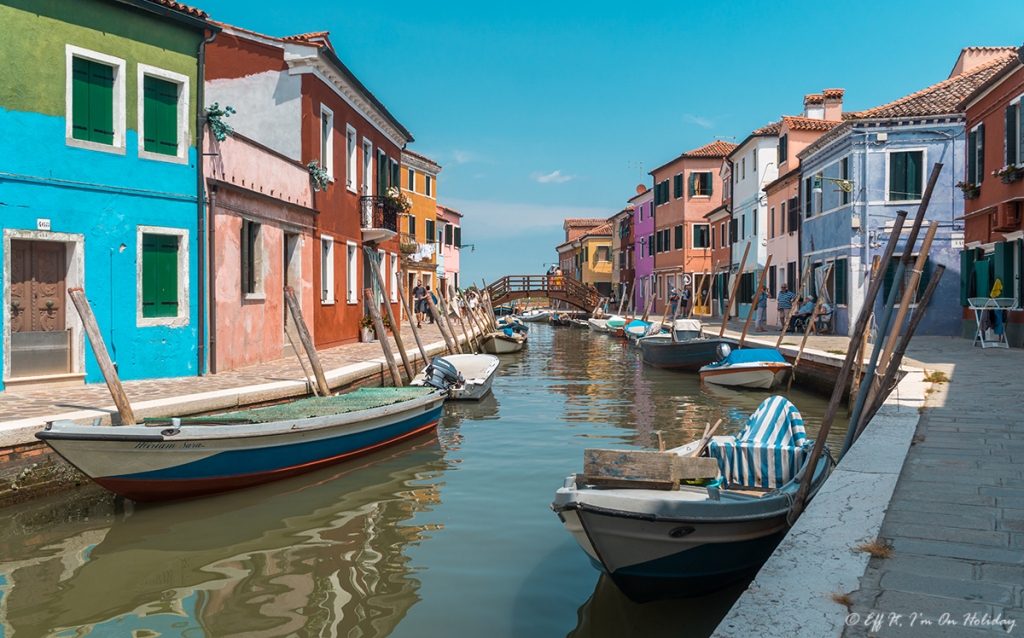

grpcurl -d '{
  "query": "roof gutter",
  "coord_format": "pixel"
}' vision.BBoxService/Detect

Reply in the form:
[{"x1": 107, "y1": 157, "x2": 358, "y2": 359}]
[{"x1": 111, "y1": 0, "x2": 220, "y2": 32}]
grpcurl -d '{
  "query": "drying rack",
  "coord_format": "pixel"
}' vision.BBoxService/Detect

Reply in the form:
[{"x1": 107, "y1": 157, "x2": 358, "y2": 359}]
[{"x1": 968, "y1": 297, "x2": 1017, "y2": 348}]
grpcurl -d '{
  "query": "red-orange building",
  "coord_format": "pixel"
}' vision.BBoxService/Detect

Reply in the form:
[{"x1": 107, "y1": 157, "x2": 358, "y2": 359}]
[{"x1": 205, "y1": 25, "x2": 411, "y2": 349}]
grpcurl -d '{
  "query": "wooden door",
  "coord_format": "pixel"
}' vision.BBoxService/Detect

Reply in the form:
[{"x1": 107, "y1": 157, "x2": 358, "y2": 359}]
[{"x1": 10, "y1": 240, "x2": 66, "y2": 333}]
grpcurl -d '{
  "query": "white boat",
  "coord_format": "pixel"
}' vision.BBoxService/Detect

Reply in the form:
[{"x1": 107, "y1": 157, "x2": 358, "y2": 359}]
[
  {"x1": 411, "y1": 354, "x2": 499, "y2": 401},
  {"x1": 480, "y1": 330, "x2": 526, "y2": 354},
  {"x1": 587, "y1": 318, "x2": 610, "y2": 332},
  {"x1": 699, "y1": 345, "x2": 791, "y2": 389},
  {"x1": 552, "y1": 396, "x2": 831, "y2": 602},
  {"x1": 518, "y1": 310, "x2": 551, "y2": 323}
]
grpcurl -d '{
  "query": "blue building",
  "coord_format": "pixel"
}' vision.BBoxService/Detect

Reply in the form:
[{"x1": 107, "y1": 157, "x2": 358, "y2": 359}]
[
  {"x1": 0, "y1": 0, "x2": 215, "y2": 392},
  {"x1": 797, "y1": 49, "x2": 1015, "y2": 336}
]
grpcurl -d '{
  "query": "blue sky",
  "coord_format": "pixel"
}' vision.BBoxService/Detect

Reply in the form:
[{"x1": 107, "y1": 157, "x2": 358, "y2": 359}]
[{"x1": 200, "y1": 0, "x2": 1024, "y2": 284}]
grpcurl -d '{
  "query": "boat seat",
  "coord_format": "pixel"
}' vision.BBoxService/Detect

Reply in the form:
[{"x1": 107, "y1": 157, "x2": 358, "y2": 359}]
[{"x1": 707, "y1": 396, "x2": 810, "y2": 489}]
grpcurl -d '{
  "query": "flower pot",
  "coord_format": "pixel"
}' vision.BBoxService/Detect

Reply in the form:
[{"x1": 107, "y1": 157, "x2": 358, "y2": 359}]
[
  {"x1": 1001, "y1": 169, "x2": 1024, "y2": 184},
  {"x1": 963, "y1": 188, "x2": 980, "y2": 200},
  {"x1": 360, "y1": 327, "x2": 374, "y2": 342}
]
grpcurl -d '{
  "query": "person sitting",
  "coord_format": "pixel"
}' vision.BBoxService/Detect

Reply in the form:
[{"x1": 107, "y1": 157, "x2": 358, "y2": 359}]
[{"x1": 788, "y1": 297, "x2": 816, "y2": 333}]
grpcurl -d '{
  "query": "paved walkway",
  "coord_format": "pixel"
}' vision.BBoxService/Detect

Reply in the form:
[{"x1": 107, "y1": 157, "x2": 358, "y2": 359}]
[{"x1": 0, "y1": 321, "x2": 449, "y2": 422}]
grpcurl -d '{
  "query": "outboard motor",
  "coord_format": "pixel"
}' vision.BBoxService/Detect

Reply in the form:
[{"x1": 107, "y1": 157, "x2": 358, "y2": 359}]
[
  {"x1": 422, "y1": 357, "x2": 464, "y2": 393},
  {"x1": 716, "y1": 342, "x2": 732, "y2": 361}
]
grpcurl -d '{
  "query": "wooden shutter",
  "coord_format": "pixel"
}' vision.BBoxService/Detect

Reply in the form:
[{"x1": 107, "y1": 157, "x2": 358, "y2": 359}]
[
  {"x1": 89, "y1": 60, "x2": 114, "y2": 145},
  {"x1": 916, "y1": 257, "x2": 931, "y2": 303},
  {"x1": 688, "y1": 173, "x2": 696, "y2": 197},
  {"x1": 143, "y1": 76, "x2": 178, "y2": 156},
  {"x1": 445, "y1": 224, "x2": 453, "y2": 246},
  {"x1": 967, "y1": 130, "x2": 977, "y2": 184},
  {"x1": 142, "y1": 234, "x2": 179, "y2": 318},
  {"x1": 674, "y1": 225, "x2": 683, "y2": 249},
  {"x1": 835, "y1": 258, "x2": 847, "y2": 305},
  {"x1": 769, "y1": 265, "x2": 777, "y2": 297},
  {"x1": 454, "y1": 226, "x2": 461, "y2": 247},
  {"x1": 994, "y1": 242, "x2": 1015, "y2": 295},
  {"x1": 959, "y1": 249, "x2": 976, "y2": 306},
  {"x1": 909, "y1": 152, "x2": 923, "y2": 199},
  {"x1": 890, "y1": 153, "x2": 907, "y2": 200},
  {"x1": 706, "y1": 173, "x2": 713, "y2": 198},
  {"x1": 882, "y1": 259, "x2": 895, "y2": 303},
  {"x1": 409, "y1": 215, "x2": 416, "y2": 239},
  {"x1": 977, "y1": 125, "x2": 985, "y2": 183},
  {"x1": 71, "y1": 57, "x2": 91, "y2": 141}
]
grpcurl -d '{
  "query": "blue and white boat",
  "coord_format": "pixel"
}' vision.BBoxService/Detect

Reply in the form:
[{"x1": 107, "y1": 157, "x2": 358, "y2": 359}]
[
  {"x1": 37, "y1": 386, "x2": 451, "y2": 502},
  {"x1": 699, "y1": 346, "x2": 792, "y2": 389},
  {"x1": 552, "y1": 396, "x2": 831, "y2": 602}
]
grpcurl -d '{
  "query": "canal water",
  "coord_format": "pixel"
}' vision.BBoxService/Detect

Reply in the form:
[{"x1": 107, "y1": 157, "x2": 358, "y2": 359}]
[{"x1": 0, "y1": 325, "x2": 848, "y2": 637}]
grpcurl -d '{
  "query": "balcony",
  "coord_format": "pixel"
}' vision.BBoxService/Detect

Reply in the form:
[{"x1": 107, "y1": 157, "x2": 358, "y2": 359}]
[{"x1": 360, "y1": 196, "x2": 400, "y2": 244}]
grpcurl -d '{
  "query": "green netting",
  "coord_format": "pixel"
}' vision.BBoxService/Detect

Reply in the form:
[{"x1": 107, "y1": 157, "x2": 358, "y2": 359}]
[{"x1": 149, "y1": 387, "x2": 435, "y2": 425}]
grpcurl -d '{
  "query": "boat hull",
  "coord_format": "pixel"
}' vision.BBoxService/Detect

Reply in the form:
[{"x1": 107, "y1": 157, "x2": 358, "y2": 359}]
[
  {"x1": 38, "y1": 393, "x2": 445, "y2": 502},
  {"x1": 481, "y1": 334, "x2": 524, "y2": 354},
  {"x1": 411, "y1": 354, "x2": 499, "y2": 401},
  {"x1": 639, "y1": 337, "x2": 733, "y2": 371},
  {"x1": 700, "y1": 363, "x2": 790, "y2": 389}
]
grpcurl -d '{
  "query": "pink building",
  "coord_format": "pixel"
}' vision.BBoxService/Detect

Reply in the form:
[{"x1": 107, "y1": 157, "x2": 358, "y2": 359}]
[
  {"x1": 436, "y1": 205, "x2": 462, "y2": 295},
  {"x1": 630, "y1": 186, "x2": 654, "y2": 312},
  {"x1": 205, "y1": 133, "x2": 317, "y2": 372}
]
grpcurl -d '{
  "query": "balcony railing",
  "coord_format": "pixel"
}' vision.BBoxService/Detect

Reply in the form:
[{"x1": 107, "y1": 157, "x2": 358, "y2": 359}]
[{"x1": 359, "y1": 196, "x2": 400, "y2": 233}]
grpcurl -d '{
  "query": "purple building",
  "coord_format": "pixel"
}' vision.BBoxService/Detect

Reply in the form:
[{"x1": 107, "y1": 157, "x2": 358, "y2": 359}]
[{"x1": 629, "y1": 185, "x2": 654, "y2": 312}]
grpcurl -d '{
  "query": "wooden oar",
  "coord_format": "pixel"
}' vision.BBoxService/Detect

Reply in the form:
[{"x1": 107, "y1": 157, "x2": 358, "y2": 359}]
[{"x1": 691, "y1": 418, "x2": 724, "y2": 457}]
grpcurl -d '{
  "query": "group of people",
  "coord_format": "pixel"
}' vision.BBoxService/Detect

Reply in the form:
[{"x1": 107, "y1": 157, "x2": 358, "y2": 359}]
[
  {"x1": 412, "y1": 280, "x2": 481, "y2": 329},
  {"x1": 668, "y1": 286, "x2": 693, "y2": 318},
  {"x1": 753, "y1": 282, "x2": 830, "y2": 333}
]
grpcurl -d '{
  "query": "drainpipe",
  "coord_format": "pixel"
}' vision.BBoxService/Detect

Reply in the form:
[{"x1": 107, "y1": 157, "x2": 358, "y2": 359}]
[
  {"x1": 208, "y1": 185, "x2": 218, "y2": 373},
  {"x1": 196, "y1": 28, "x2": 218, "y2": 376},
  {"x1": 726, "y1": 157, "x2": 735, "y2": 317}
]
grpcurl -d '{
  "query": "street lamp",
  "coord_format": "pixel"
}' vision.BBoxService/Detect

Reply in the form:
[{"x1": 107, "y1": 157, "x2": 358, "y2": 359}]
[{"x1": 813, "y1": 175, "x2": 854, "y2": 195}]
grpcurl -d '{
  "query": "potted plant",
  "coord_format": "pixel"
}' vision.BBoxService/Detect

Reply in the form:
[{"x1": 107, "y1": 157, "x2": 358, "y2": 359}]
[
  {"x1": 993, "y1": 164, "x2": 1024, "y2": 184},
  {"x1": 308, "y1": 159, "x2": 330, "y2": 192},
  {"x1": 383, "y1": 186, "x2": 412, "y2": 214},
  {"x1": 359, "y1": 315, "x2": 375, "y2": 342},
  {"x1": 956, "y1": 181, "x2": 980, "y2": 200}
]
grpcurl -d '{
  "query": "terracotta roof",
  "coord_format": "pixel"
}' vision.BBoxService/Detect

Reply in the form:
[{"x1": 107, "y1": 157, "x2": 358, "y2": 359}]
[
  {"x1": 959, "y1": 50, "x2": 1023, "y2": 111},
  {"x1": 563, "y1": 218, "x2": 606, "y2": 229},
  {"x1": 681, "y1": 140, "x2": 739, "y2": 158},
  {"x1": 804, "y1": 93, "x2": 825, "y2": 104},
  {"x1": 849, "y1": 53, "x2": 1015, "y2": 119},
  {"x1": 436, "y1": 205, "x2": 462, "y2": 218},
  {"x1": 751, "y1": 121, "x2": 783, "y2": 136},
  {"x1": 822, "y1": 88, "x2": 845, "y2": 100},
  {"x1": 704, "y1": 203, "x2": 731, "y2": 220},
  {"x1": 782, "y1": 116, "x2": 844, "y2": 132},
  {"x1": 402, "y1": 148, "x2": 441, "y2": 169},
  {"x1": 148, "y1": 0, "x2": 209, "y2": 19},
  {"x1": 582, "y1": 223, "x2": 612, "y2": 238},
  {"x1": 282, "y1": 30, "x2": 330, "y2": 41}
]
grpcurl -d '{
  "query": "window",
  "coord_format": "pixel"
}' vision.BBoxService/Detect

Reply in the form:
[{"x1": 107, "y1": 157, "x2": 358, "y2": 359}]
[
  {"x1": 140, "y1": 69, "x2": 185, "y2": 159},
  {"x1": 693, "y1": 223, "x2": 710, "y2": 249},
  {"x1": 445, "y1": 224, "x2": 454, "y2": 246},
  {"x1": 841, "y1": 157, "x2": 851, "y2": 205},
  {"x1": 648, "y1": 234, "x2": 654, "y2": 256},
  {"x1": 1007, "y1": 103, "x2": 1023, "y2": 167},
  {"x1": 967, "y1": 125, "x2": 985, "y2": 186},
  {"x1": 391, "y1": 159, "x2": 400, "y2": 192},
  {"x1": 770, "y1": 207, "x2": 775, "y2": 238},
  {"x1": 835, "y1": 257, "x2": 848, "y2": 305},
  {"x1": 729, "y1": 219, "x2": 738, "y2": 244},
  {"x1": 779, "y1": 202, "x2": 786, "y2": 235},
  {"x1": 320, "y1": 106, "x2": 333, "y2": 178},
  {"x1": 711, "y1": 225, "x2": 716, "y2": 249},
  {"x1": 786, "y1": 261, "x2": 797, "y2": 292},
  {"x1": 454, "y1": 226, "x2": 461, "y2": 248},
  {"x1": 674, "y1": 174, "x2": 684, "y2": 199},
  {"x1": 656, "y1": 231, "x2": 663, "y2": 253},
  {"x1": 804, "y1": 177, "x2": 813, "y2": 218},
  {"x1": 597, "y1": 246, "x2": 610, "y2": 262},
  {"x1": 68, "y1": 46, "x2": 127, "y2": 153},
  {"x1": 655, "y1": 180, "x2": 670, "y2": 205},
  {"x1": 141, "y1": 233, "x2": 180, "y2": 318},
  {"x1": 426, "y1": 219, "x2": 436, "y2": 244},
  {"x1": 407, "y1": 167, "x2": 415, "y2": 191},
  {"x1": 752, "y1": 208, "x2": 757, "y2": 236},
  {"x1": 741, "y1": 158, "x2": 746, "y2": 180},
  {"x1": 241, "y1": 220, "x2": 263, "y2": 296},
  {"x1": 721, "y1": 222, "x2": 727, "y2": 247},
  {"x1": 321, "y1": 236, "x2": 335, "y2": 303},
  {"x1": 690, "y1": 172, "x2": 712, "y2": 197},
  {"x1": 889, "y1": 150, "x2": 924, "y2": 201},
  {"x1": 738, "y1": 272, "x2": 755, "y2": 301},
  {"x1": 362, "y1": 140, "x2": 373, "y2": 195},
  {"x1": 346, "y1": 242, "x2": 358, "y2": 303},
  {"x1": 753, "y1": 150, "x2": 757, "y2": 172},
  {"x1": 377, "y1": 149, "x2": 388, "y2": 194},
  {"x1": 788, "y1": 196, "x2": 800, "y2": 231},
  {"x1": 426, "y1": 175, "x2": 433, "y2": 197},
  {"x1": 740, "y1": 214, "x2": 746, "y2": 239},
  {"x1": 778, "y1": 134, "x2": 788, "y2": 165},
  {"x1": 390, "y1": 253, "x2": 399, "y2": 303},
  {"x1": 347, "y1": 127, "x2": 357, "y2": 189},
  {"x1": 663, "y1": 229, "x2": 671, "y2": 252},
  {"x1": 769, "y1": 265, "x2": 777, "y2": 297},
  {"x1": 883, "y1": 254, "x2": 931, "y2": 304},
  {"x1": 674, "y1": 225, "x2": 683, "y2": 250},
  {"x1": 409, "y1": 215, "x2": 417, "y2": 240}
]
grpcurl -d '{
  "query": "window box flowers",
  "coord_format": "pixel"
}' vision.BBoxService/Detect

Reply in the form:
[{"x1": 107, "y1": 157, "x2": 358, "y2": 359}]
[
  {"x1": 956, "y1": 181, "x2": 980, "y2": 200},
  {"x1": 993, "y1": 165, "x2": 1024, "y2": 184}
]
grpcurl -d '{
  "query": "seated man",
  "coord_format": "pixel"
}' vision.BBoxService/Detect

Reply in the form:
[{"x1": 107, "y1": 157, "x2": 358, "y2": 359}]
[{"x1": 787, "y1": 297, "x2": 816, "y2": 332}]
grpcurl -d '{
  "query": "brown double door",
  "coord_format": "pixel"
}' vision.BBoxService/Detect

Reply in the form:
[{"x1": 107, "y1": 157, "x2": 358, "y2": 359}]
[{"x1": 10, "y1": 240, "x2": 71, "y2": 377}]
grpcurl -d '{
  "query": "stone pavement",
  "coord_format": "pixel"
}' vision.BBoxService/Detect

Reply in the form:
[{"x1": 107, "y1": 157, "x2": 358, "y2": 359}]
[
  {"x1": 0, "y1": 321, "x2": 449, "y2": 423},
  {"x1": 844, "y1": 343, "x2": 1024, "y2": 637}
]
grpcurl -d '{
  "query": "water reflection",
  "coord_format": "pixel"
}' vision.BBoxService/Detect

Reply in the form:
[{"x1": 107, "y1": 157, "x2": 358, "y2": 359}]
[{"x1": 0, "y1": 439, "x2": 448, "y2": 637}]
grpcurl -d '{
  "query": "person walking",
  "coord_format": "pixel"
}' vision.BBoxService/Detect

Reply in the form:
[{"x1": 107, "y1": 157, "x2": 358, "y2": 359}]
[
  {"x1": 754, "y1": 285, "x2": 770, "y2": 332},
  {"x1": 668, "y1": 286, "x2": 681, "y2": 317},
  {"x1": 776, "y1": 283, "x2": 797, "y2": 333},
  {"x1": 680, "y1": 286, "x2": 692, "y2": 317},
  {"x1": 412, "y1": 280, "x2": 426, "y2": 328},
  {"x1": 427, "y1": 286, "x2": 438, "y2": 324}
]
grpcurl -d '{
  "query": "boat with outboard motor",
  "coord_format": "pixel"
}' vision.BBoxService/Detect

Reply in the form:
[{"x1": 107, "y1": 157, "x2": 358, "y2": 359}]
[
  {"x1": 638, "y1": 319, "x2": 736, "y2": 370},
  {"x1": 411, "y1": 354, "x2": 499, "y2": 401},
  {"x1": 550, "y1": 313, "x2": 572, "y2": 327},
  {"x1": 551, "y1": 396, "x2": 832, "y2": 602},
  {"x1": 481, "y1": 328, "x2": 527, "y2": 354},
  {"x1": 699, "y1": 345, "x2": 791, "y2": 389},
  {"x1": 518, "y1": 309, "x2": 552, "y2": 323}
]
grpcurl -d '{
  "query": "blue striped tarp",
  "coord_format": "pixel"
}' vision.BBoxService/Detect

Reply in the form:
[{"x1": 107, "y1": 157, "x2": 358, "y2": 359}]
[{"x1": 707, "y1": 396, "x2": 809, "y2": 489}]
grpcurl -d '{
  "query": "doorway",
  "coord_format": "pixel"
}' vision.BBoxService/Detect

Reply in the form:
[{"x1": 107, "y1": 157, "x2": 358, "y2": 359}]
[
  {"x1": 9, "y1": 240, "x2": 72, "y2": 378},
  {"x1": 282, "y1": 232, "x2": 301, "y2": 352}
]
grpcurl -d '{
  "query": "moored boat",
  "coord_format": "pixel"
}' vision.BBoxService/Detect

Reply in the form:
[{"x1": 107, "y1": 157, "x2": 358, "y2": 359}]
[
  {"x1": 570, "y1": 318, "x2": 590, "y2": 329},
  {"x1": 480, "y1": 329, "x2": 526, "y2": 354},
  {"x1": 37, "y1": 387, "x2": 450, "y2": 502},
  {"x1": 551, "y1": 396, "x2": 831, "y2": 602},
  {"x1": 518, "y1": 309, "x2": 552, "y2": 323},
  {"x1": 550, "y1": 313, "x2": 572, "y2": 327},
  {"x1": 411, "y1": 354, "x2": 500, "y2": 401},
  {"x1": 699, "y1": 346, "x2": 791, "y2": 389},
  {"x1": 638, "y1": 319, "x2": 734, "y2": 370}
]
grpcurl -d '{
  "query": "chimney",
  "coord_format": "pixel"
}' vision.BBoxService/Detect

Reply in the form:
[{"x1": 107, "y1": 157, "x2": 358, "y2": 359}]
[
  {"x1": 803, "y1": 94, "x2": 825, "y2": 119},
  {"x1": 823, "y1": 88, "x2": 844, "y2": 121}
]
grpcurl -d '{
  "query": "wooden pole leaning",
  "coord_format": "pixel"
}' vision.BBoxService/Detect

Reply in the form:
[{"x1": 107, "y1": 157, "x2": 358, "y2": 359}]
[
  {"x1": 436, "y1": 292, "x2": 464, "y2": 354},
  {"x1": 690, "y1": 271, "x2": 708, "y2": 318},
  {"x1": 284, "y1": 286, "x2": 331, "y2": 397},
  {"x1": 624, "y1": 281, "x2": 635, "y2": 320},
  {"x1": 791, "y1": 210, "x2": 909, "y2": 519},
  {"x1": 785, "y1": 263, "x2": 833, "y2": 393},
  {"x1": 738, "y1": 254, "x2": 773, "y2": 349},
  {"x1": 719, "y1": 242, "x2": 751, "y2": 338},
  {"x1": 394, "y1": 276, "x2": 429, "y2": 363},
  {"x1": 847, "y1": 256, "x2": 880, "y2": 417},
  {"x1": 425, "y1": 294, "x2": 457, "y2": 355},
  {"x1": 461, "y1": 289, "x2": 487, "y2": 348},
  {"x1": 363, "y1": 249, "x2": 415, "y2": 380},
  {"x1": 452, "y1": 294, "x2": 476, "y2": 353},
  {"x1": 284, "y1": 325, "x2": 321, "y2": 396},
  {"x1": 854, "y1": 265, "x2": 946, "y2": 442},
  {"x1": 68, "y1": 287, "x2": 137, "y2": 425},
  {"x1": 364, "y1": 289, "x2": 403, "y2": 387},
  {"x1": 641, "y1": 280, "x2": 656, "y2": 323}
]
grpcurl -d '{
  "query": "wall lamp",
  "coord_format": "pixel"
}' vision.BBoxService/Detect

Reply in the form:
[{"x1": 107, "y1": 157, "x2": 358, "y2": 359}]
[{"x1": 813, "y1": 175, "x2": 854, "y2": 194}]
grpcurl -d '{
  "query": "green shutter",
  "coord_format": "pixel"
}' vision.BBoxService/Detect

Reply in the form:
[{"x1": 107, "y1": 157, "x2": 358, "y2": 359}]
[
  {"x1": 977, "y1": 124, "x2": 985, "y2": 182},
  {"x1": 88, "y1": 60, "x2": 114, "y2": 145},
  {"x1": 688, "y1": 173, "x2": 695, "y2": 197},
  {"x1": 890, "y1": 153, "x2": 907, "y2": 200},
  {"x1": 142, "y1": 234, "x2": 179, "y2": 318},
  {"x1": 454, "y1": 226, "x2": 461, "y2": 247},
  {"x1": 142, "y1": 235, "x2": 158, "y2": 316},
  {"x1": 835, "y1": 258, "x2": 847, "y2": 305},
  {"x1": 707, "y1": 174, "x2": 713, "y2": 198},
  {"x1": 967, "y1": 131, "x2": 977, "y2": 184},
  {"x1": 157, "y1": 78, "x2": 179, "y2": 155},
  {"x1": 974, "y1": 257, "x2": 992, "y2": 299},
  {"x1": 994, "y1": 242, "x2": 1015, "y2": 297},
  {"x1": 143, "y1": 76, "x2": 159, "y2": 153},
  {"x1": 908, "y1": 151, "x2": 922, "y2": 199},
  {"x1": 157, "y1": 237, "x2": 179, "y2": 316},
  {"x1": 71, "y1": 57, "x2": 91, "y2": 140},
  {"x1": 445, "y1": 224, "x2": 453, "y2": 246},
  {"x1": 959, "y1": 249, "x2": 977, "y2": 306},
  {"x1": 1007, "y1": 106, "x2": 1018, "y2": 166}
]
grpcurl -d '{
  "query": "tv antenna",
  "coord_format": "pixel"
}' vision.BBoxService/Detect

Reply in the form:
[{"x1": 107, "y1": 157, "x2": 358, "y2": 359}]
[{"x1": 627, "y1": 160, "x2": 644, "y2": 183}]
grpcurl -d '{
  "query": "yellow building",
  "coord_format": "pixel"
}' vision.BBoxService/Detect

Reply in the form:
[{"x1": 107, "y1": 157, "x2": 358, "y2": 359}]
[
  {"x1": 579, "y1": 223, "x2": 613, "y2": 297},
  {"x1": 400, "y1": 150, "x2": 441, "y2": 303}
]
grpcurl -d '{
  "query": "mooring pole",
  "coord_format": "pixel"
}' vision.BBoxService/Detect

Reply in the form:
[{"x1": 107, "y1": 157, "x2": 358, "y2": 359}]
[
  {"x1": 363, "y1": 249, "x2": 415, "y2": 380},
  {"x1": 785, "y1": 263, "x2": 833, "y2": 393},
  {"x1": 394, "y1": 275, "x2": 429, "y2": 362},
  {"x1": 719, "y1": 242, "x2": 750, "y2": 338},
  {"x1": 68, "y1": 287, "x2": 137, "y2": 425},
  {"x1": 364, "y1": 290, "x2": 403, "y2": 387}
]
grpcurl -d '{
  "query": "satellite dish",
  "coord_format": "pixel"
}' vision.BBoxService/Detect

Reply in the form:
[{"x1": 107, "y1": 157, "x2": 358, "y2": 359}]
[{"x1": 635, "y1": 184, "x2": 646, "y2": 195}]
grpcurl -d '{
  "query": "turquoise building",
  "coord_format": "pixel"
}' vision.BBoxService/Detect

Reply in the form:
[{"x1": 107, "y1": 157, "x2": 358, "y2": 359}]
[{"x1": 0, "y1": 0, "x2": 214, "y2": 392}]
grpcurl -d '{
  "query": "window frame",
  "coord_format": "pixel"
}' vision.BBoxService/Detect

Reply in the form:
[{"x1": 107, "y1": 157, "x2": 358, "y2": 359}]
[
  {"x1": 319, "y1": 105, "x2": 334, "y2": 180},
  {"x1": 346, "y1": 125, "x2": 358, "y2": 192},
  {"x1": 136, "y1": 225, "x2": 189, "y2": 327},
  {"x1": 425, "y1": 174, "x2": 433, "y2": 198},
  {"x1": 346, "y1": 241, "x2": 359, "y2": 304},
  {"x1": 885, "y1": 148, "x2": 927, "y2": 203},
  {"x1": 137, "y1": 64, "x2": 189, "y2": 164},
  {"x1": 321, "y1": 235, "x2": 335, "y2": 305},
  {"x1": 66, "y1": 45, "x2": 127, "y2": 155},
  {"x1": 241, "y1": 219, "x2": 265, "y2": 300},
  {"x1": 390, "y1": 253, "x2": 399, "y2": 303},
  {"x1": 362, "y1": 139, "x2": 373, "y2": 195},
  {"x1": 692, "y1": 223, "x2": 710, "y2": 249},
  {"x1": 407, "y1": 167, "x2": 415, "y2": 192},
  {"x1": 691, "y1": 171, "x2": 712, "y2": 197}
]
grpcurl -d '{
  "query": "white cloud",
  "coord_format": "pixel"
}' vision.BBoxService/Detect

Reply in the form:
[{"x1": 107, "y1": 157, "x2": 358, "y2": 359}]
[
  {"x1": 452, "y1": 149, "x2": 478, "y2": 164},
  {"x1": 440, "y1": 198, "x2": 608, "y2": 237},
  {"x1": 532, "y1": 170, "x2": 574, "y2": 184},
  {"x1": 683, "y1": 114, "x2": 715, "y2": 129}
]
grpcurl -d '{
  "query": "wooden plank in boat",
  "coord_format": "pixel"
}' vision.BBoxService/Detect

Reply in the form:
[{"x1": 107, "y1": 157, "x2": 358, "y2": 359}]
[
  {"x1": 584, "y1": 449, "x2": 719, "y2": 481},
  {"x1": 577, "y1": 474, "x2": 680, "y2": 491}
]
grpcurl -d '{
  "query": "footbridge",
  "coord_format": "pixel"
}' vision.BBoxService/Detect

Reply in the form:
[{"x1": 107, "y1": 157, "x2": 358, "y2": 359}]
[{"x1": 485, "y1": 275, "x2": 600, "y2": 311}]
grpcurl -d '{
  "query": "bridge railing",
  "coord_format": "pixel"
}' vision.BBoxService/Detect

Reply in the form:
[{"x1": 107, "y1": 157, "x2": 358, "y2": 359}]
[{"x1": 486, "y1": 275, "x2": 599, "y2": 310}]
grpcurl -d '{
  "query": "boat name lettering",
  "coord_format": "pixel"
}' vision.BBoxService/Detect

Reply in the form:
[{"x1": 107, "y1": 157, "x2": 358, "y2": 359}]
[{"x1": 134, "y1": 442, "x2": 205, "y2": 449}]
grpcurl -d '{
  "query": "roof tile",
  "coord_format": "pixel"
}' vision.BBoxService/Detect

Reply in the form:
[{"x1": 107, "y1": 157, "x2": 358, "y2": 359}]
[
  {"x1": 680, "y1": 140, "x2": 739, "y2": 158},
  {"x1": 149, "y1": 0, "x2": 208, "y2": 18},
  {"x1": 782, "y1": 116, "x2": 844, "y2": 132}
]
